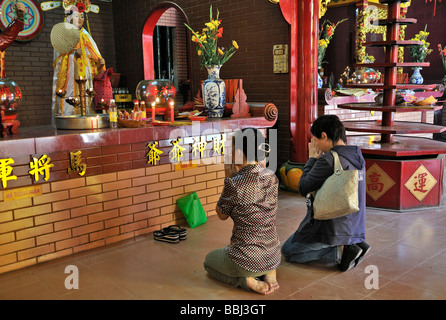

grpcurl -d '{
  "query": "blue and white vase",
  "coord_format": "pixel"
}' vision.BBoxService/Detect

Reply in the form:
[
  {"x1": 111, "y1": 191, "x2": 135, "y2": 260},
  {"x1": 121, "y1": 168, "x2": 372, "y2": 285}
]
[
  {"x1": 409, "y1": 67, "x2": 424, "y2": 84},
  {"x1": 203, "y1": 65, "x2": 226, "y2": 118},
  {"x1": 317, "y1": 72, "x2": 323, "y2": 88}
]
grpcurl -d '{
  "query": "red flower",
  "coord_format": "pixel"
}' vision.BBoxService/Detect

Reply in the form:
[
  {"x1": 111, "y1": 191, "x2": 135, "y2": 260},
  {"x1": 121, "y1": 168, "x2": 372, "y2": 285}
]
[
  {"x1": 77, "y1": 2, "x2": 85, "y2": 13},
  {"x1": 218, "y1": 27, "x2": 223, "y2": 38}
]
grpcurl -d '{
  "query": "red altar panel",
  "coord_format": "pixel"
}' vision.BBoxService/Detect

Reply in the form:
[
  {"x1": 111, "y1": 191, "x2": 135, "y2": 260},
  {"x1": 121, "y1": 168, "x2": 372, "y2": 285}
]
[{"x1": 365, "y1": 156, "x2": 444, "y2": 211}]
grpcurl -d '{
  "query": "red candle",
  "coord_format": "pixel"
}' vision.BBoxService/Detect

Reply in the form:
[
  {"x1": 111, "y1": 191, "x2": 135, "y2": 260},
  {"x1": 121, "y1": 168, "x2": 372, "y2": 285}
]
[
  {"x1": 170, "y1": 101, "x2": 174, "y2": 123},
  {"x1": 151, "y1": 102, "x2": 155, "y2": 122}
]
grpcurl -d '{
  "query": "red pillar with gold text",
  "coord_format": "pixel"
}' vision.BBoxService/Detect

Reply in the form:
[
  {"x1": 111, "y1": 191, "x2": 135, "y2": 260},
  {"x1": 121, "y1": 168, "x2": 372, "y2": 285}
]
[{"x1": 279, "y1": 0, "x2": 319, "y2": 163}]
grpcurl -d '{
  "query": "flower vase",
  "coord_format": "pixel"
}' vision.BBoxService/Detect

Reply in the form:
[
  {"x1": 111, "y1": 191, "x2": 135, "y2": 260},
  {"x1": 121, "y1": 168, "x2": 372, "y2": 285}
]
[
  {"x1": 409, "y1": 67, "x2": 423, "y2": 84},
  {"x1": 203, "y1": 65, "x2": 226, "y2": 118},
  {"x1": 317, "y1": 73, "x2": 323, "y2": 88}
]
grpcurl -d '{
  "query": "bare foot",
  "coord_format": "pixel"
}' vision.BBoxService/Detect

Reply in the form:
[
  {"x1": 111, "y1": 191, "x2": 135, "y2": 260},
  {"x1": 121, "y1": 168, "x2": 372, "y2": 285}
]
[
  {"x1": 263, "y1": 269, "x2": 279, "y2": 293},
  {"x1": 246, "y1": 277, "x2": 270, "y2": 295}
]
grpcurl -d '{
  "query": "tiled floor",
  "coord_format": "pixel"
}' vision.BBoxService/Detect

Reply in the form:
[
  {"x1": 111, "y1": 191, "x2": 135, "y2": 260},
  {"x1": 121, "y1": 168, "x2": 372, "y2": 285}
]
[{"x1": 1, "y1": 190, "x2": 445, "y2": 300}]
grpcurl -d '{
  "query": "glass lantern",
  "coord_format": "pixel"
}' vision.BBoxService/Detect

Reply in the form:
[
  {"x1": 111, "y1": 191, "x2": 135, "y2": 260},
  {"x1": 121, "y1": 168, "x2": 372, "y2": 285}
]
[
  {"x1": 0, "y1": 78, "x2": 22, "y2": 122},
  {"x1": 135, "y1": 79, "x2": 177, "y2": 115},
  {"x1": 354, "y1": 67, "x2": 379, "y2": 84}
]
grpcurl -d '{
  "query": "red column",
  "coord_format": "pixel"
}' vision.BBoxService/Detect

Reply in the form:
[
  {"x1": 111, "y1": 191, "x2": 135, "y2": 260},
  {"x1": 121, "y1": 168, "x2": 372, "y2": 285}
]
[{"x1": 280, "y1": 0, "x2": 319, "y2": 163}]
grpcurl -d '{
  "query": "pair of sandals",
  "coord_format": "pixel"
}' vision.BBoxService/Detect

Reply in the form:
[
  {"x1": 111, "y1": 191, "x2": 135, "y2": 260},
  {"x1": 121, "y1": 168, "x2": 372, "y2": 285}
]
[{"x1": 153, "y1": 225, "x2": 187, "y2": 243}]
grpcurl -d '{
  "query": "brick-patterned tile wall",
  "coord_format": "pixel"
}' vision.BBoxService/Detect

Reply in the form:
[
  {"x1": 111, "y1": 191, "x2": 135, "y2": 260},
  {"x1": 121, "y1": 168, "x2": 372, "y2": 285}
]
[{"x1": 0, "y1": 157, "x2": 225, "y2": 274}]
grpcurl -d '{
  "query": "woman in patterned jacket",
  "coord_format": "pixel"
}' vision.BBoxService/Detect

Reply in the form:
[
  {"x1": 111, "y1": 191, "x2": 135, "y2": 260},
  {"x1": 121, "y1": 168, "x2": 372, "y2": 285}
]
[{"x1": 204, "y1": 128, "x2": 281, "y2": 295}]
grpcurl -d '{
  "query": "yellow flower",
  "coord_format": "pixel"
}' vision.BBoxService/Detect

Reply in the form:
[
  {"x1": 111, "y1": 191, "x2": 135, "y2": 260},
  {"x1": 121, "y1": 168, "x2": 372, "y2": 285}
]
[
  {"x1": 218, "y1": 48, "x2": 224, "y2": 55},
  {"x1": 318, "y1": 39, "x2": 329, "y2": 48},
  {"x1": 232, "y1": 40, "x2": 239, "y2": 49},
  {"x1": 198, "y1": 50, "x2": 202, "y2": 56},
  {"x1": 205, "y1": 22, "x2": 216, "y2": 31}
]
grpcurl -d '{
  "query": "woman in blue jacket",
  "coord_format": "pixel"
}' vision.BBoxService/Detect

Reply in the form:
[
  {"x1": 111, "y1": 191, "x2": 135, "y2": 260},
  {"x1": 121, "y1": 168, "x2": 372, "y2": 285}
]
[{"x1": 282, "y1": 115, "x2": 370, "y2": 271}]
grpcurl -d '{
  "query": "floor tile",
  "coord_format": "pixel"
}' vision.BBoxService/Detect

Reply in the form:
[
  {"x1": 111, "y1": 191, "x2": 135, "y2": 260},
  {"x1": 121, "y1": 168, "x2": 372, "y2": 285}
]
[{"x1": 0, "y1": 189, "x2": 445, "y2": 300}]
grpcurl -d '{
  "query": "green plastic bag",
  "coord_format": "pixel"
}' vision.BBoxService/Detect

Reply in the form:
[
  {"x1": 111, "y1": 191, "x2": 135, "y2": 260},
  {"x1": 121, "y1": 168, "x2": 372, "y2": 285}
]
[{"x1": 177, "y1": 192, "x2": 207, "y2": 228}]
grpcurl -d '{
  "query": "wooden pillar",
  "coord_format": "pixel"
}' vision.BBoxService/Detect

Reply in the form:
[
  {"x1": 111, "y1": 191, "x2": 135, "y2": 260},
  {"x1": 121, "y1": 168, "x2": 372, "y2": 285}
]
[{"x1": 280, "y1": 0, "x2": 319, "y2": 163}]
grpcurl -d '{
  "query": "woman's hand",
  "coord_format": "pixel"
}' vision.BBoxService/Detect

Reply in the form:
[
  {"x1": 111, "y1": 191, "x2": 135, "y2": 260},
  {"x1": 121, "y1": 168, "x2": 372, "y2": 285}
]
[{"x1": 309, "y1": 138, "x2": 322, "y2": 159}]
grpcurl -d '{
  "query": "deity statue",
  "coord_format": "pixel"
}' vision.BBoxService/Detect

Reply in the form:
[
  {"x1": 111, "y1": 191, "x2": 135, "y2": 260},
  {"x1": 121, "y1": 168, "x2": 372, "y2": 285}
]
[
  {"x1": 0, "y1": 2, "x2": 26, "y2": 77},
  {"x1": 51, "y1": 0, "x2": 105, "y2": 116}
]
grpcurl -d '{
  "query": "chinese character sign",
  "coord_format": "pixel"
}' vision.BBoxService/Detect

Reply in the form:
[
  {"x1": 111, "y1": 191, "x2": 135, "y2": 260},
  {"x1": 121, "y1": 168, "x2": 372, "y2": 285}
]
[
  {"x1": 29, "y1": 155, "x2": 54, "y2": 182},
  {"x1": 169, "y1": 139, "x2": 186, "y2": 163},
  {"x1": 213, "y1": 135, "x2": 226, "y2": 155},
  {"x1": 146, "y1": 142, "x2": 164, "y2": 166},
  {"x1": 404, "y1": 165, "x2": 437, "y2": 202},
  {"x1": 0, "y1": 158, "x2": 17, "y2": 188},
  {"x1": 67, "y1": 151, "x2": 87, "y2": 176},
  {"x1": 192, "y1": 136, "x2": 207, "y2": 158},
  {"x1": 365, "y1": 163, "x2": 395, "y2": 201}
]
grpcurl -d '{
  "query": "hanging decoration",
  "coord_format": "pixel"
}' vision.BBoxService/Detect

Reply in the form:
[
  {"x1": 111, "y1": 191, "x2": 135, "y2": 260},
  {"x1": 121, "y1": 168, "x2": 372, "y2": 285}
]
[
  {"x1": 425, "y1": 0, "x2": 443, "y2": 17},
  {"x1": 356, "y1": 1, "x2": 411, "y2": 64},
  {"x1": 319, "y1": 0, "x2": 331, "y2": 18},
  {"x1": 0, "y1": 0, "x2": 44, "y2": 41}
]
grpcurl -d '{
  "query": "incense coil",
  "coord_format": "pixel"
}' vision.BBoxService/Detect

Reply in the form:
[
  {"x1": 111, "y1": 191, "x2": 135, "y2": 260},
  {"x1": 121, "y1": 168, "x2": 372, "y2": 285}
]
[
  {"x1": 247, "y1": 102, "x2": 278, "y2": 121},
  {"x1": 263, "y1": 103, "x2": 278, "y2": 121}
]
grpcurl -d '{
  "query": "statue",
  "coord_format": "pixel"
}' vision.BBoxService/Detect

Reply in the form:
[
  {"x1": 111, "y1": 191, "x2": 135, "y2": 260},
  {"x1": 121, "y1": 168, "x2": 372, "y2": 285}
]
[
  {"x1": 0, "y1": 2, "x2": 26, "y2": 138},
  {"x1": 338, "y1": 66, "x2": 351, "y2": 88},
  {"x1": 49, "y1": 0, "x2": 105, "y2": 116},
  {"x1": 0, "y1": 2, "x2": 26, "y2": 77}
]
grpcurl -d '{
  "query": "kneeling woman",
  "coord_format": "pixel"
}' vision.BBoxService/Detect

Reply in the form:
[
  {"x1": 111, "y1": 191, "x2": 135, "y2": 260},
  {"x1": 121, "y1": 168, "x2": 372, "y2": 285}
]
[
  {"x1": 204, "y1": 128, "x2": 281, "y2": 295},
  {"x1": 282, "y1": 115, "x2": 370, "y2": 271}
]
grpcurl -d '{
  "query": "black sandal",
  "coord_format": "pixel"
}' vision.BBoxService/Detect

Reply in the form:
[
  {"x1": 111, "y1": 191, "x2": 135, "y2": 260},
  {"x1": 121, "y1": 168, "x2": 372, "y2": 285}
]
[
  {"x1": 162, "y1": 225, "x2": 187, "y2": 240},
  {"x1": 153, "y1": 229, "x2": 179, "y2": 243}
]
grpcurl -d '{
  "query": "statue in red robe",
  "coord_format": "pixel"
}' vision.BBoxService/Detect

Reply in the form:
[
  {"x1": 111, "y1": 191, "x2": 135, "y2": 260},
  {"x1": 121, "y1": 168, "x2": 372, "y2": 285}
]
[{"x1": 0, "y1": 2, "x2": 26, "y2": 78}]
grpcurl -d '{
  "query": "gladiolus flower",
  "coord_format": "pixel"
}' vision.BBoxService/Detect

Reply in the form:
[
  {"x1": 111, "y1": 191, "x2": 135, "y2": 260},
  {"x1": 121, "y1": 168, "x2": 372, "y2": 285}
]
[
  {"x1": 218, "y1": 48, "x2": 224, "y2": 55},
  {"x1": 232, "y1": 40, "x2": 239, "y2": 49},
  {"x1": 218, "y1": 27, "x2": 223, "y2": 38}
]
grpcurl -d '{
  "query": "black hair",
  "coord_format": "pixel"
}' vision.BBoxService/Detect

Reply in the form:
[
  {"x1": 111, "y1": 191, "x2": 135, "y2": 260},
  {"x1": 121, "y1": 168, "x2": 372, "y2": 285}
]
[
  {"x1": 310, "y1": 115, "x2": 347, "y2": 144},
  {"x1": 233, "y1": 128, "x2": 270, "y2": 164}
]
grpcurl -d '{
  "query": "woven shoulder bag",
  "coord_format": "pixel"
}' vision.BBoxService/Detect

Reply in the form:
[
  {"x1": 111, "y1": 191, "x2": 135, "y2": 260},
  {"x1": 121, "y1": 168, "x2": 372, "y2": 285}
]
[{"x1": 312, "y1": 150, "x2": 359, "y2": 220}]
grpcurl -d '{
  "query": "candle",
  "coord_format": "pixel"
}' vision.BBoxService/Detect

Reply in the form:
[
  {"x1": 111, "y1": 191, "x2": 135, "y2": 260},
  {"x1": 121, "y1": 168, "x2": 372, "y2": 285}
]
[
  {"x1": 151, "y1": 102, "x2": 156, "y2": 122},
  {"x1": 170, "y1": 101, "x2": 174, "y2": 123}
]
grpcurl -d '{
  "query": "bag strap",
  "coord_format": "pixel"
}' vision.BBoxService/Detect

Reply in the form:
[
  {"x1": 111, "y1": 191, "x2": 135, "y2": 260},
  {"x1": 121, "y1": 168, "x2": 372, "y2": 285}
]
[{"x1": 330, "y1": 150, "x2": 344, "y2": 175}]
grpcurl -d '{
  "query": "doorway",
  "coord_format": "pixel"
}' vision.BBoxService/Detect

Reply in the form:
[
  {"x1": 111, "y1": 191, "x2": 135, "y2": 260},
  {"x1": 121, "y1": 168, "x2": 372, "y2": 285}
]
[{"x1": 142, "y1": 4, "x2": 190, "y2": 105}]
